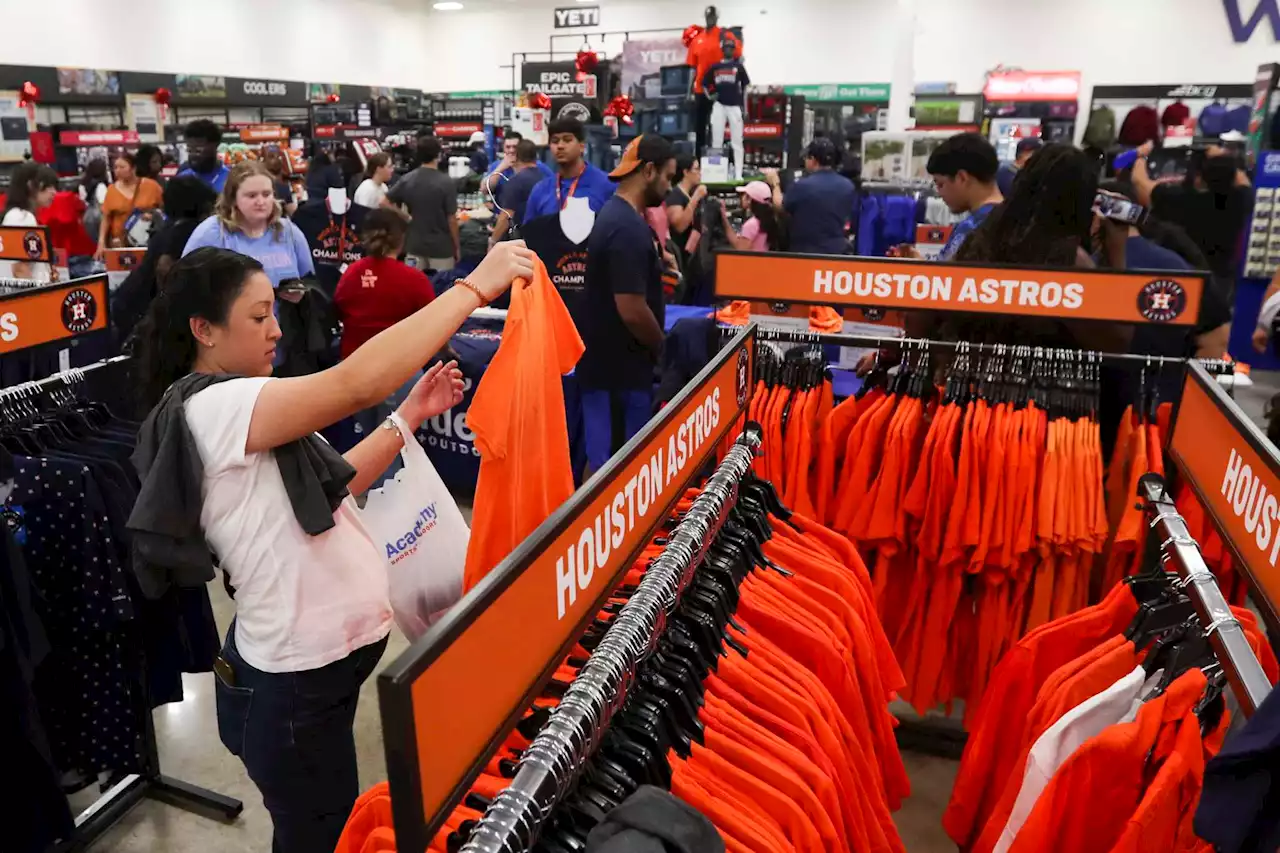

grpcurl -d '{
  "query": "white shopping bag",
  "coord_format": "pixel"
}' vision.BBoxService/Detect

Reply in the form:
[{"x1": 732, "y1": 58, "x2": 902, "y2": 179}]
[{"x1": 359, "y1": 423, "x2": 469, "y2": 641}]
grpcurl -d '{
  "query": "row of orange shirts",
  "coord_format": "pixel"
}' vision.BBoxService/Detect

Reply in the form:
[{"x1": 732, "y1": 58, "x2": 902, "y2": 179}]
[
  {"x1": 750, "y1": 379, "x2": 1116, "y2": 718},
  {"x1": 944, "y1": 581, "x2": 1279, "y2": 853},
  {"x1": 338, "y1": 490, "x2": 914, "y2": 853},
  {"x1": 716, "y1": 301, "x2": 846, "y2": 333},
  {"x1": 1107, "y1": 403, "x2": 1251, "y2": 607},
  {"x1": 671, "y1": 508, "x2": 909, "y2": 853}
]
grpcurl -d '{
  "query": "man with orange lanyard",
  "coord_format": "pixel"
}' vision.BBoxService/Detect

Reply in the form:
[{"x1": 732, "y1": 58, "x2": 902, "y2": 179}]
[{"x1": 521, "y1": 117, "x2": 616, "y2": 225}]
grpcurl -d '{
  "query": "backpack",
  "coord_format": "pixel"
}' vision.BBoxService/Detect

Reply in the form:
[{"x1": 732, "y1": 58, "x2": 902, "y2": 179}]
[
  {"x1": 1199, "y1": 103, "x2": 1229, "y2": 138},
  {"x1": 1118, "y1": 105, "x2": 1160, "y2": 146},
  {"x1": 82, "y1": 182, "x2": 103, "y2": 245},
  {"x1": 1083, "y1": 106, "x2": 1116, "y2": 149}
]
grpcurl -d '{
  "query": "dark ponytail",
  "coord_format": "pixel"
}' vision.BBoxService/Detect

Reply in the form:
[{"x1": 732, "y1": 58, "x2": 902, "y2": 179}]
[
  {"x1": 751, "y1": 200, "x2": 788, "y2": 252},
  {"x1": 132, "y1": 248, "x2": 264, "y2": 409}
]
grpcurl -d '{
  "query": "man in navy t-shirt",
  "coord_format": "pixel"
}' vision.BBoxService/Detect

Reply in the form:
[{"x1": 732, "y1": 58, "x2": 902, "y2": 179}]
[
  {"x1": 579, "y1": 135, "x2": 676, "y2": 470},
  {"x1": 924, "y1": 132, "x2": 1004, "y2": 261},
  {"x1": 481, "y1": 131, "x2": 554, "y2": 198},
  {"x1": 523, "y1": 118, "x2": 616, "y2": 224},
  {"x1": 784, "y1": 138, "x2": 857, "y2": 255},
  {"x1": 490, "y1": 139, "x2": 548, "y2": 245}
]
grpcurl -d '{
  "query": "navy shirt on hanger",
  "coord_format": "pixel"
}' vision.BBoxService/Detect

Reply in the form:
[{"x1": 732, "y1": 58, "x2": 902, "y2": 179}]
[{"x1": 702, "y1": 61, "x2": 750, "y2": 107}]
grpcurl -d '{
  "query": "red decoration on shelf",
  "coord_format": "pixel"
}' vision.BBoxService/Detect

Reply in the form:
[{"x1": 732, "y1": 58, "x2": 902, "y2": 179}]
[
  {"x1": 575, "y1": 50, "x2": 599, "y2": 77},
  {"x1": 18, "y1": 81, "x2": 40, "y2": 123},
  {"x1": 530, "y1": 91, "x2": 552, "y2": 111},
  {"x1": 154, "y1": 86, "x2": 172, "y2": 125},
  {"x1": 604, "y1": 95, "x2": 635, "y2": 126},
  {"x1": 682, "y1": 25, "x2": 704, "y2": 47},
  {"x1": 327, "y1": 93, "x2": 341, "y2": 103}
]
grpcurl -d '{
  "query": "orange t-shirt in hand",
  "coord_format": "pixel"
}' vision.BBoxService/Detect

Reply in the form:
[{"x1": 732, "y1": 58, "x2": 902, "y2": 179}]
[{"x1": 463, "y1": 259, "x2": 585, "y2": 590}]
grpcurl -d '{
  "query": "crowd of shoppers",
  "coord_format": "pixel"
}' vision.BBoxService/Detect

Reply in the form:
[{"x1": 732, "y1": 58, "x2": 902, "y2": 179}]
[{"x1": 58, "y1": 103, "x2": 1267, "y2": 853}]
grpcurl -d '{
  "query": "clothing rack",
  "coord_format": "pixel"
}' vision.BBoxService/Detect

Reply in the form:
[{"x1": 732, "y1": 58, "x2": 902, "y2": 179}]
[
  {"x1": 1138, "y1": 474, "x2": 1272, "y2": 717},
  {"x1": 751, "y1": 327, "x2": 1239, "y2": 375},
  {"x1": 460, "y1": 428, "x2": 763, "y2": 853},
  {"x1": 1, "y1": 357, "x2": 244, "y2": 850}
]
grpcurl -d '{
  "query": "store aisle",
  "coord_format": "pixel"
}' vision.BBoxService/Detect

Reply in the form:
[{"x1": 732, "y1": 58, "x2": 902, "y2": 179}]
[{"x1": 78, "y1": 501, "x2": 960, "y2": 853}]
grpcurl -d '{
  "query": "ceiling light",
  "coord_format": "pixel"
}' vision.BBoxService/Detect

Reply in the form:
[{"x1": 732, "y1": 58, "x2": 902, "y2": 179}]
[{"x1": 433, "y1": 2, "x2": 463, "y2": 9}]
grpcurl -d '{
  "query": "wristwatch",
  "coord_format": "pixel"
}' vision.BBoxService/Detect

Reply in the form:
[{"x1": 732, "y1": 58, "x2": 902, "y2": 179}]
[{"x1": 381, "y1": 411, "x2": 411, "y2": 440}]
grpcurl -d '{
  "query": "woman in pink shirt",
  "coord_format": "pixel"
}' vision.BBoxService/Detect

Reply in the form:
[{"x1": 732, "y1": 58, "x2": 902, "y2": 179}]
[{"x1": 723, "y1": 180, "x2": 787, "y2": 252}]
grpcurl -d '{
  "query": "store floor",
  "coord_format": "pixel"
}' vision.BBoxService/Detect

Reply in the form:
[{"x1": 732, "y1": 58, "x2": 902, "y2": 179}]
[{"x1": 79, "y1": 581, "x2": 962, "y2": 853}]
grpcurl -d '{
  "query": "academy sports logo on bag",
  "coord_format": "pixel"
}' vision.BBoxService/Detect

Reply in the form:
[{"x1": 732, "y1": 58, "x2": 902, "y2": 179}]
[
  {"x1": 1136, "y1": 279, "x2": 1188, "y2": 323},
  {"x1": 385, "y1": 503, "x2": 440, "y2": 564},
  {"x1": 60, "y1": 288, "x2": 98, "y2": 333},
  {"x1": 23, "y1": 231, "x2": 44, "y2": 260}
]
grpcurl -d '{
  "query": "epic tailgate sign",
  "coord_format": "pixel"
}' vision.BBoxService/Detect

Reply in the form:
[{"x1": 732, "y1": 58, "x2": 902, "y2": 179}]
[
  {"x1": 715, "y1": 252, "x2": 1206, "y2": 326},
  {"x1": 379, "y1": 328, "x2": 755, "y2": 852},
  {"x1": 1169, "y1": 363, "x2": 1280, "y2": 627}
]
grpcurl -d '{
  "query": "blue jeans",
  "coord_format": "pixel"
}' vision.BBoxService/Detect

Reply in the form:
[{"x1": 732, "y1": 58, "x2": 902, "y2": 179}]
[
  {"x1": 581, "y1": 387, "x2": 654, "y2": 471},
  {"x1": 352, "y1": 370, "x2": 423, "y2": 490},
  {"x1": 214, "y1": 624, "x2": 388, "y2": 853}
]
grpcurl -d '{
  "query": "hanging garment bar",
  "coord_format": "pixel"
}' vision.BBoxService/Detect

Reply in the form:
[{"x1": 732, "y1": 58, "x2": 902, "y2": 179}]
[
  {"x1": 1138, "y1": 475, "x2": 1272, "y2": 717},
  {"x1": 459, "y1": 427, "x2": 763, "y2": 853},
  {"x1": 749, "y1": 327, "x2": 1238, "y2": 374}
]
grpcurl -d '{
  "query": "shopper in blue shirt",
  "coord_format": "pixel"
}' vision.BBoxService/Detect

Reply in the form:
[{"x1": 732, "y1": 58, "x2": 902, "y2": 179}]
[
  {"x1": 922, "y1": 132, "x2": 1004, "y2": 261},
  {"x1": 783, "y1": 138, "x2": 856, "y2": 255},
  {"x1": 523, "y1": 118, "x2": 615, "y2": 224},
  {"x1": 183, "y1": 161, "x2": 313, "y2": 287},
  {"x1": 490, "y1": 139, "x2": 549, "y2": 246},
  {"x1": 481, "y1": 131, "x2": 554, "y2": 197},
  {"x1": 176, "y1": 119, "x2": 231, "y2": 193}
]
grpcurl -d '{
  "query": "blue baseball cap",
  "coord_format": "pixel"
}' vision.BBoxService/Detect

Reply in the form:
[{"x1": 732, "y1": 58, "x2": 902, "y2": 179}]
[{"x1": 1112, "y1": 148, "x2": 1140, "y2": 172}]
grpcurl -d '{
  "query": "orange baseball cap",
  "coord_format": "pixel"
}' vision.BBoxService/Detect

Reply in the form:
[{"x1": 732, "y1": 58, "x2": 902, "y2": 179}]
[{"x1": 609, "y1": 134, "x2": 676, "y2": 180}]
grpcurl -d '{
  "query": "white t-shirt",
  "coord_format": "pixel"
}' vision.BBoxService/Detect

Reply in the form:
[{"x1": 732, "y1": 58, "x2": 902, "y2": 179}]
[
  {"x1": 353, "y1": 178, "x2": 388, "y2": 209},
  {"x1": 993, "y1": 664, "x2": 1156, "y2": 853},
  {"x1": 1, "y1": 208, "x2": 51, "y2": 281},
  {"x1": 185, "y1": 377, "x2": 393, "y2": 672}
]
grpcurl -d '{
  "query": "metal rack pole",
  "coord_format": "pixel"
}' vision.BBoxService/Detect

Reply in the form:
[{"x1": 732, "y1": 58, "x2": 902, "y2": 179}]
[
  {"x1": 460, "y1": 428, "x2": 763, "y2": 853},
  {"x1": 1139, "y1": 475, "x2": 1273, "y2": 717},
  {"x1": 750, "y1": 328, "x2": 1236, "y2": 373}
]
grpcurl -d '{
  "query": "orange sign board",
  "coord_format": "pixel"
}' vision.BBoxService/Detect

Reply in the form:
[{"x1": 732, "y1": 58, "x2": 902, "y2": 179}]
[
  {"x1": 0, "y1": 276, "x2": 109, "y2": 355},
  {"x1": 1169, "y1": 363, "x2": 1280, "y2": 628},
  {"x1": 714, "y1": 251, "x2": 1206, "y2": 326},
  {"x1": 239, "y1": 125, "x2": 288, "y2": 142},
  {"x1": 0, "y1": 226, "x2": 52, "y2": 263},
  {"x1": 378, "y1": 328, "x2": 756, "y2": 852},
  {"x1": 102, "y1": 248, "x2": 147, "y2": 273}
]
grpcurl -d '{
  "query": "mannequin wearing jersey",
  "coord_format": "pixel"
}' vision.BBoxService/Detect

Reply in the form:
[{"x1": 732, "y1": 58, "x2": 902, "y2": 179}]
[{"x1": 703, "y1": 39, "x2": 749, "y2": 180}]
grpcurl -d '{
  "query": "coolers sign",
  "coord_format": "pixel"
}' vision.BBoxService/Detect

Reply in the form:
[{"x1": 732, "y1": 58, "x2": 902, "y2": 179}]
[
  {"x1": 228, "y1": 77, "x2": 308, "y2": 106},
  {"x1": 380, "y1": 328, "x2": 755, "y2": 852},
  {"x1": 0, "y1": 277, "x2": 108, "y2": 354},
  {"x1": 983, "y1": 70, "x2": 1082, "y2": 102},
  {"x1": 714, "y1": 252, "x2": 1206, "y2": 326},
  {"x1": 521, "y1": 61, "x2": 601, "y2": 122},
  {"x1": 1169, "y1": 363, "x2": 1280, "y2": 626}
]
